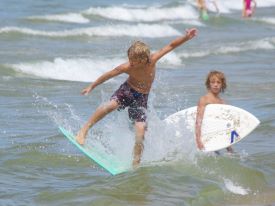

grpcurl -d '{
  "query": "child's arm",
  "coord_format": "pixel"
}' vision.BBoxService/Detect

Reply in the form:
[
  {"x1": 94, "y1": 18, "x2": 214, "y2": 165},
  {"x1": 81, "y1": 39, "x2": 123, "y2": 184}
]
[
  {"x1": 195, "y1": 97, "x2": 207, "y2": 150},
  {"x1": 81, "y1": 63, "x2": 127, "y2": 95},
  {"x1": 212, "y1": 0, "x2": 220, "y2": 13},
  {"x1": 252, "y1": 0, "x2": 257, "y2": 13},
  {"x1": 151, "y1": 28, "x2": 197, "y2": 64},
  {"x1": 242, "y1": 0, "x2": 246, "y2": 17}
]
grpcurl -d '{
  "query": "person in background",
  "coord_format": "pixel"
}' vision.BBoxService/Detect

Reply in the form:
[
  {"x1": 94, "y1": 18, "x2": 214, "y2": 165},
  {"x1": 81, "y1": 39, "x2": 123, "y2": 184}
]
[
  {"x1": 197, "y1": 0, "x2": 220, "y2": 20},
  {"x1": 195, "y1": 71, "x2": 233, "y2": 153},
  {"x1": 242, "y1": 0, "x2": 257, "y2": 18},
  {"x1": 197, "y1": 0, "x2": 209, "y2": 20}
]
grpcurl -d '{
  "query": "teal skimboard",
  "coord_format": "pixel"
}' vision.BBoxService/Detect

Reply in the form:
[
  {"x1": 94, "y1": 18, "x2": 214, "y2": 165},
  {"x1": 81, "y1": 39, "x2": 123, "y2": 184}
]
[{"x1": 59, "y1": 127, "x2": 132, "y2": 175}]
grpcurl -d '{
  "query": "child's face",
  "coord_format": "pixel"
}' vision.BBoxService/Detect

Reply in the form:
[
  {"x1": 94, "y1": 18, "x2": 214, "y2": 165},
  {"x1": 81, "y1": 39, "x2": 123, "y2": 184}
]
[{"x1": 209, "y1": 76, "x2": 222, "y2": 94}]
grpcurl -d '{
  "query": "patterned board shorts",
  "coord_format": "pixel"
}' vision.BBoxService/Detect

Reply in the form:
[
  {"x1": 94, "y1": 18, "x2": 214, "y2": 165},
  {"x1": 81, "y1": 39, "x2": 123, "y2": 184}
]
[{"x1": 110, "y1": 81, "x2": 148, "y2": 122}]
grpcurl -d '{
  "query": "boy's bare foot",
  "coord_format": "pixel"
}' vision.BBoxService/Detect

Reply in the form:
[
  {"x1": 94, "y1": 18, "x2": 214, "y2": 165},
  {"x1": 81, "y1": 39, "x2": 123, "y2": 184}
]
[
  {"x1": 132, "y1": 158, "x2": 140, "y2": 169},
  {"x1": 76, "y1": 129, "x2": 87, "y2": 145}
]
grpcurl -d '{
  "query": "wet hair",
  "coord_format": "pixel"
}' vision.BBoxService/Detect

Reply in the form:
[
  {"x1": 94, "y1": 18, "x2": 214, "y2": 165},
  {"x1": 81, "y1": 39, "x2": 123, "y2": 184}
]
[
  {"x1": 127, "y1": 41, "x2": 150, "y2": 64},
  {"x1": 205, "y1": 70, "x2": 227, "y2": 92}
]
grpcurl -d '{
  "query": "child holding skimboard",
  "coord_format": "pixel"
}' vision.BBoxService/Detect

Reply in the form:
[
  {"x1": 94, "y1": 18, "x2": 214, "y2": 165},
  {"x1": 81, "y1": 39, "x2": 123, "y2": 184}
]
[{"x1": 195, "y1": 71, "x2": 233, "y2": 153}]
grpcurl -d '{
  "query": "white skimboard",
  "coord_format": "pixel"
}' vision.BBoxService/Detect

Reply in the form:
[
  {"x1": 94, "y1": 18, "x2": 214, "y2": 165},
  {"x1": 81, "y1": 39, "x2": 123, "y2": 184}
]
[{"x1": 164, "y1": 104, "x2": 260, "y2": 152}]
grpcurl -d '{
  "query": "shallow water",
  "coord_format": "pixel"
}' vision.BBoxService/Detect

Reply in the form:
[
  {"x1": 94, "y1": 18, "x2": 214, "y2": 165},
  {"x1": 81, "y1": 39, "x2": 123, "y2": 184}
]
[{"x1": 1, "y1": 0, "x2": 275, "y2": 205}]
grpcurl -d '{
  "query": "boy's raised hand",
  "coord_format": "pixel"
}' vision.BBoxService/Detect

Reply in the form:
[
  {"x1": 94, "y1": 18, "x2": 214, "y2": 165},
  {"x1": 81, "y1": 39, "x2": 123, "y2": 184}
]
[
  {"x1": 81, "y1": 85, "x2": 92, "y2": 95},
  {"x1": 185, "y1": 28, "x2": 198, "y2": 40}
]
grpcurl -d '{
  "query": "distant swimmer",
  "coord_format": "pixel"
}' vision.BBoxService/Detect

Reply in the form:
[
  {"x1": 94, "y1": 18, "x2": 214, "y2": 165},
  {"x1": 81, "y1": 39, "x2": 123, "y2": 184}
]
[
  {"x1": 196, "y1": 0, "x2": 220, "y2": 21},
  {"x1": 242, "y1": 0, "x2": 257, "y2": 18},
  {"x1": 197, "y1": 0, "x2": 208, "y2": 20}
]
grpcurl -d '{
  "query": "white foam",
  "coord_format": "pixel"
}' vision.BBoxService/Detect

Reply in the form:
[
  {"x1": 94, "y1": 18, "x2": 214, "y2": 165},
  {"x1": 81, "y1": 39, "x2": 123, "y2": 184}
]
[
  {"x1": 158, "y1": 51, "x2": 183, "y2": 66},
  {"x1": 218, "y1": 0, "x2": 275, "y2": 11},
  {"x1": 9, "y1": 57, "x2": 125, "y2": 82},
  {"x1": 84, "y1": 1, "x2": 275, "y2": 23},
  {"x1": 256, "y1": 17, "x2": 275, "y2": 25},
  {"x1": 28, "y1": 13, "x2": 90, "y2": 24},
  {"x1": 84, "y1": 5, "x2": 198, "y2": 22},
  {"x1": 142, "y1": 107, "x2": 197, "y2": 164},
  {"x1": 180, "y1": 50, "x2": 210, "y2": 58},
  {"x1": 256, "y1": 0, "x2": 275, "y2": 7},
  {"x1": 8, "y1": 52, "x2": 186, "y2": 82},
  {"x1": 23, "y1": 1, "x2": 275, "y2": 30},
  {"x1": 214, "y1": 40, "x2": 274, "y2": 55},
  {"x1": 179, "y1": 38, "x2": 275, "y2": 58},
  {"x1": 187, "y1": 0, "x2": 231, "y2": 13},
  {"x1": 224, "y1": 179, "x2": 250, "y2": 195},
  {"x1": 219, "y1": 39, "x2": 274, "y2": 52},
  {"x1": 0, "y1": 24, "x2": 180, "y2": 38}
]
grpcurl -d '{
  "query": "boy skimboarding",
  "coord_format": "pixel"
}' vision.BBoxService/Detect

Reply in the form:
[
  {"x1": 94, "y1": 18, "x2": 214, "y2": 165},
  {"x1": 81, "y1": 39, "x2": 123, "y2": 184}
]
[{"x1": 77, "y1": 28, "x2": 198, "y2": 167}]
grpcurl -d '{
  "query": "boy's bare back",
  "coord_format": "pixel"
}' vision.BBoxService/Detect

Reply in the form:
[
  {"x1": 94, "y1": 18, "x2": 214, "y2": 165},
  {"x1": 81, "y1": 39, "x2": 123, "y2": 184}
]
[{"x1": 116, "y1": 28, "x2": 198, "y2": 94}]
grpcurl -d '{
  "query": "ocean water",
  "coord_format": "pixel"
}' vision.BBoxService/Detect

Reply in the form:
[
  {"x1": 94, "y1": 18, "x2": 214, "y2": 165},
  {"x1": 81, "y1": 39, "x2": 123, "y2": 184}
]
[{"x1": 1, "y1": 0, "x2": 275, "y2": 205}]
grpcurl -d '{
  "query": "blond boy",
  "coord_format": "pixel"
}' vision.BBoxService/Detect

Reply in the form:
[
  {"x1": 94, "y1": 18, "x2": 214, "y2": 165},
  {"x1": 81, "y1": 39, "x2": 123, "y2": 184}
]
[{"x1": 77, "y1": 28, "x2": 198, "y2": 166}]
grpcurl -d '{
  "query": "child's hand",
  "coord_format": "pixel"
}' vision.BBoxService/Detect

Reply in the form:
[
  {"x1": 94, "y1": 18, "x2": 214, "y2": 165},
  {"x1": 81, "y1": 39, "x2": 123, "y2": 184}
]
[
  {"x1": 196, "y1": 138, "x2": 204, "y2": 150},
  {"x1": 81, "y1": 86, "x2": 92, "y2": 95},
  {"x1": 185, "y1": 28, "x2": 198, "y2": 40}
]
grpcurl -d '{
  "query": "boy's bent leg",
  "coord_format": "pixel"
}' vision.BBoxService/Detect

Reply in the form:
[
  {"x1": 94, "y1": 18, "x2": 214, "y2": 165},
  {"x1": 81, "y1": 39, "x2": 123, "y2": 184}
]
[
  {"x1": 133, "y1": 121, "x2": 146, "y2": 167},
  {"x1": 76, "y1": 99, "x2": 119, "y2": 145}
]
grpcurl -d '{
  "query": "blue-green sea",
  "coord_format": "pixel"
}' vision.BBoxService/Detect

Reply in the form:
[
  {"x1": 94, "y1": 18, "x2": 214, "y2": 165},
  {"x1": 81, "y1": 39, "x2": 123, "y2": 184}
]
[{"x1": 1, "y1": 0, "x2": 275, "y2": 205}]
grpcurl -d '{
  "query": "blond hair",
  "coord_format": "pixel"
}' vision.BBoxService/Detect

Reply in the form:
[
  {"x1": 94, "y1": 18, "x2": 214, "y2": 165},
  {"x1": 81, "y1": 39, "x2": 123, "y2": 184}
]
[
  {"x1": 127, "y1": 41, "x2": 150, "y2": 64},
  {"x1": 205, "y1": 70, "x2": 227, "y2": 92}
]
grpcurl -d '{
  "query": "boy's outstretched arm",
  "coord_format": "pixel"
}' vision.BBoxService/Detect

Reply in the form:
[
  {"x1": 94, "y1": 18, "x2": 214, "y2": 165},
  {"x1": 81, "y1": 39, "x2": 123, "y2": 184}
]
[
  {"x1": 81, "y1": 63, "x2": 127, "y2": 95},
  {"x1": 151, "y1": 28, "x2": 198, "y2": 63}
]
